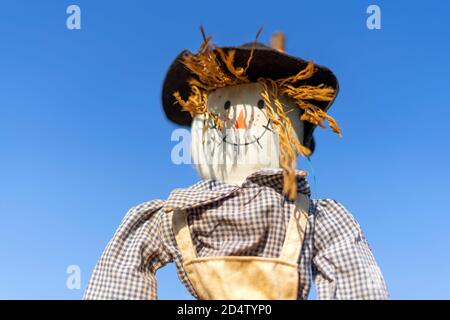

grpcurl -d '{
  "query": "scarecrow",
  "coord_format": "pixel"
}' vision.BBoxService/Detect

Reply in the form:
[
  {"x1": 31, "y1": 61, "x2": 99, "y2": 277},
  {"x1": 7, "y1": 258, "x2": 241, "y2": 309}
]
[{"x1": 84, "y1": 29, "x2": 389, "y2": 300}]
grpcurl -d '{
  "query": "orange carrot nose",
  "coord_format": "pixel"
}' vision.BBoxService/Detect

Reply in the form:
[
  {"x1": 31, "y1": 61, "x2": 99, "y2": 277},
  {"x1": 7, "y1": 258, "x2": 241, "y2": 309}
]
[{"x1": 234, "y1": 110, "x2": 247, "y2": 129}]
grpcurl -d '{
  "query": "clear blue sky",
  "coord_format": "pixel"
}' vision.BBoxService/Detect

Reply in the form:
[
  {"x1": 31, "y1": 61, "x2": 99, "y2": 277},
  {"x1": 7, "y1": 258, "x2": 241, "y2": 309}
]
[{"x1": 0, "y1": 0, "x2": 449, "y2": 299}]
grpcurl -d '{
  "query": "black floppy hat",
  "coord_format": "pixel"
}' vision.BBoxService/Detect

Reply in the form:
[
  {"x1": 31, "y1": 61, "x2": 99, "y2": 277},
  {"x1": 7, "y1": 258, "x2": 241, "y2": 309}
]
[{"x1": 161, "y1": 42, "x2": 339, "y2": 154}]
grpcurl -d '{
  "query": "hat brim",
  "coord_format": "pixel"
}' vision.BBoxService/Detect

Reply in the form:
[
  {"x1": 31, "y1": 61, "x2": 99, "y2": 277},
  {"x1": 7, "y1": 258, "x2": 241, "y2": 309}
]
[{"x1": 161, "y1": 45, "x2": 339, "y2": 153}]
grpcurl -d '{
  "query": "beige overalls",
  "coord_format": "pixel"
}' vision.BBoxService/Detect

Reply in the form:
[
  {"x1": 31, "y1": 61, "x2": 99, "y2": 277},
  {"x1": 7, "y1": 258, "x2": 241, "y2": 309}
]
[{"x1": 172, "y1": 193, "x2": 310, "y2": 300}]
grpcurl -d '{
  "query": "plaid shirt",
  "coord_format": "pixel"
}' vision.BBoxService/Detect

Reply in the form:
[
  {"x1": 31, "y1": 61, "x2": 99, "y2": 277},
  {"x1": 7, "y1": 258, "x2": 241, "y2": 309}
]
[{"x1": 84, "y1": 169, "x2": 388, "y2": 300}]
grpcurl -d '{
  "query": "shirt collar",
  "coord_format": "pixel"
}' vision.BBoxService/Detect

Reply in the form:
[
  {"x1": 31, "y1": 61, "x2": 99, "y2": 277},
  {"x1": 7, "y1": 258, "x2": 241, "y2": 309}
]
[{"x1": 163, "y1": 168, "x2": 310, "y2": 213}]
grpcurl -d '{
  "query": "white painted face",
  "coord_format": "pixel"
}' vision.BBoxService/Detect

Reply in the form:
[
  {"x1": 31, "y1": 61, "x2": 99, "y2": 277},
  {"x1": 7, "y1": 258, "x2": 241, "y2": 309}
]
[{"x1": 191, "y1": 82, "x2": 304, "y2": 185}]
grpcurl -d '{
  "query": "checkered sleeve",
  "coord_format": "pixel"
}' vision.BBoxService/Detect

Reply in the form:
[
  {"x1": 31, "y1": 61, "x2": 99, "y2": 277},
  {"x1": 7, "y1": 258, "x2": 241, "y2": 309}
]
[
  {"x1": 312, "y1": 199, "x2": 389, "y2": 300},
  {"x1": 83, "y1": 199, "x2": 172, "y2": 300}
]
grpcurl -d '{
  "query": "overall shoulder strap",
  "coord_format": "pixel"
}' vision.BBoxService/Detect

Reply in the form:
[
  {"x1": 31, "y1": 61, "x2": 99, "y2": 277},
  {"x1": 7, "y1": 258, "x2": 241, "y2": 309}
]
[
  {"x1": 172, "y1": 209, "x2": 197, "y2": 262},
  {"x1": 279, "y1": 193, "x2": 310, "y2": 264}
]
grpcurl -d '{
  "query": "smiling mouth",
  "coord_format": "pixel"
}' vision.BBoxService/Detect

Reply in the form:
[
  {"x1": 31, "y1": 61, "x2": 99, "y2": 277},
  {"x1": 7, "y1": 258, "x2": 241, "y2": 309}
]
[{"x1": 220, "y1": 120, "x2": 272, "y2": 148}]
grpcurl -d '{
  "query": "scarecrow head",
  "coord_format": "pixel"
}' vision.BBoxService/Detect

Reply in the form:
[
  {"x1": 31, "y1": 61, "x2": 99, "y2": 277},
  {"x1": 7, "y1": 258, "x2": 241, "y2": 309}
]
[{"x1": 162, "y1": 29, "x2": 341, "y2": 200}]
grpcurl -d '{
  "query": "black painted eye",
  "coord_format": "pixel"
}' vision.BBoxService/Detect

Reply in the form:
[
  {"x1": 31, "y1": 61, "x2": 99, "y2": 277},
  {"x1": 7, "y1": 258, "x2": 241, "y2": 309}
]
[
  {"x1": 257, "y1": 99, "x2": 265, "y2": 109},
  {"x1": 224, "y1": 100, "x2": 231, "y2": 110}
]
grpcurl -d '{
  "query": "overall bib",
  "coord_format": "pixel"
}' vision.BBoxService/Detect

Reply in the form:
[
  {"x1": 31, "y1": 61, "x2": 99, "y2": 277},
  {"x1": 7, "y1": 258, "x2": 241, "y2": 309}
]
[{"x1": 172, "y1": 193, "x2": 310, "y2": 300}]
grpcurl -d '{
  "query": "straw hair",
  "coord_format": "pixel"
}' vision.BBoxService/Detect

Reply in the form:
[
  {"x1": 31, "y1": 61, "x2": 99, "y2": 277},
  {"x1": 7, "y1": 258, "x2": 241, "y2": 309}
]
[{"x1": 173, "y1": 28, "x2": 341, "y2": 200}]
